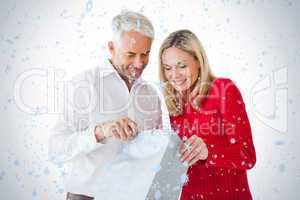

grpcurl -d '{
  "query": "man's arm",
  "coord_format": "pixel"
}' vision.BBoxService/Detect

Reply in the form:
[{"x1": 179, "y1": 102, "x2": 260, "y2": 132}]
[
  {"x1": 48, "y1": 114, "x2": 103, "y2": 164},
  {"x1": 48, "y1": 72, "x2": 104, "y2": 164}
]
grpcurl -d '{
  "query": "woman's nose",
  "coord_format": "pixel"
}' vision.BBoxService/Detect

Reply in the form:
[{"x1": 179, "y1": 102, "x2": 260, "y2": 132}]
[{"x1": 170, "y1": 70, "x2": 181, "y2": 79}]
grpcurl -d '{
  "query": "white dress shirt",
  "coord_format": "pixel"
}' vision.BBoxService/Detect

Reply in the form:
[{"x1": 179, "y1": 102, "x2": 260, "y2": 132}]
[{"x1": 48, "y1": 60, "x2": 162, "y2": 198}]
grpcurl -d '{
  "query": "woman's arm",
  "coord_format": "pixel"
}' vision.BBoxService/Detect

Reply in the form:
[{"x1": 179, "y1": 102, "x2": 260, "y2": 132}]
[{"x1": 204, "y1": 78, "x2": 256, "y2": 170}]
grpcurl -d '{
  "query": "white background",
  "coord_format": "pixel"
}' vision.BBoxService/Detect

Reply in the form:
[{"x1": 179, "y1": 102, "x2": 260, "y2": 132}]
[{"x1": 0, "y1": 0, "x2": 300, "y2": 199}]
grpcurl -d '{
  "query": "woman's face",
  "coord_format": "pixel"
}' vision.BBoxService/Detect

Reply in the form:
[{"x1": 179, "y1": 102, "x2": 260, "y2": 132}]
[{"x1": 162, "y1": 47, "x2": 200, "y2": 92}]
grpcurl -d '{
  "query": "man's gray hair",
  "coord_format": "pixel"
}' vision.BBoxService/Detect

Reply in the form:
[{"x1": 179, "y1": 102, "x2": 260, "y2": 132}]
[{"x1": 111, "y1": 10, "x2": 154, "y2": 44}]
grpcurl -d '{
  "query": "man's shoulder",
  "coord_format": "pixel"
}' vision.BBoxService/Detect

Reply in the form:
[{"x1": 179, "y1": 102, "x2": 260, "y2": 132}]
[{"x1": 70, "y1": 62, "x2": 114, "y2": 83}]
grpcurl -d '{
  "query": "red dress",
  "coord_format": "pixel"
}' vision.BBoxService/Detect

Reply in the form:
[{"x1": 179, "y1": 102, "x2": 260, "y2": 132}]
[{"x1": 170, "y1": 78, "x2": 256, "y2": 200}]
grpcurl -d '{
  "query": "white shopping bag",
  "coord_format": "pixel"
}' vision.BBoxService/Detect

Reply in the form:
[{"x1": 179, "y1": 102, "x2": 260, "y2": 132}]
[{"x1": 92, "y1": 129, "x2": 188, "y2": 200}]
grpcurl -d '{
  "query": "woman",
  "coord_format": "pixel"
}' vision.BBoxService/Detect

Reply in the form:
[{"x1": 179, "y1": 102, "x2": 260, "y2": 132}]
[{"x1": 159, "y1": 29, "x2": 256, "y2": 200}]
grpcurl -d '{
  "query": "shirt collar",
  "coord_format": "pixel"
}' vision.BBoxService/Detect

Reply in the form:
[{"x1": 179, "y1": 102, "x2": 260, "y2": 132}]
[
  {"x1": 100, "y1": 59, "x2": 144, "y2": 87},
  {"x1": 97, "y1": 59, "x2": 117, "y2": 78}
]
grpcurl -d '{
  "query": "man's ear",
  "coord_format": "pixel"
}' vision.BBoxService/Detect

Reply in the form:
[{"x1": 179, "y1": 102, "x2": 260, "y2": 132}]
[{"x1": 108, "y1": 41, "x2": 115, "y2": 55}]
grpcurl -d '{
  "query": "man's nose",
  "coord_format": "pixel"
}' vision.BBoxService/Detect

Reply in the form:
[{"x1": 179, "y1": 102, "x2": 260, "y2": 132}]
[{"x1": 133, "y1": 56, "x2": 144, "y2": 69}]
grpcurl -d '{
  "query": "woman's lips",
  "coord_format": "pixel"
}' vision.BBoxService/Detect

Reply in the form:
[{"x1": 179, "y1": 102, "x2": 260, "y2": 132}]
[{"x1": 172, "y1": 79, "x2": 187, "y2": 86}]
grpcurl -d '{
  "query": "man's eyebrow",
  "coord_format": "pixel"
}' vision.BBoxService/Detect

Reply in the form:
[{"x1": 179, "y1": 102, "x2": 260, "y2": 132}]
[
  {"x1": 125, "y1": 51, "x2": 136, "y2": 54},
  {"x1": 125, "y1": 51, "x2": 150, "y2": 55},
  {"x1": 138, "y1": 50, "x2": 150, "y2": 55}
]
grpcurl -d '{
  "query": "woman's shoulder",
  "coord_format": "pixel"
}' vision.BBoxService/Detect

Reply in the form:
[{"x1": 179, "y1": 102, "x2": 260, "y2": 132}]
[
  {"x1": 208, "y1": 77, "x2": 242, "y2": 101},
  {"x1": 210, "y1": 77, "x2": 240, "y2": 92},
  {"x1": 211, "y1": 77, "x2": 235, "y2": 86}
]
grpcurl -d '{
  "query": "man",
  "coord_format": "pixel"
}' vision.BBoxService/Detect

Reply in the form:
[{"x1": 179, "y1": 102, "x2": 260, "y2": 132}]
[{"x1": 49, "y1": 11, "x2": 162, "y2": 200}]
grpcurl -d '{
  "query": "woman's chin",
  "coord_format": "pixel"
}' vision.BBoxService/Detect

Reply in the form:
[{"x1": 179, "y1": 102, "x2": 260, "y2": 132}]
[{"x1": 173, "y1": 84, "x2": 191, "y2": 93}]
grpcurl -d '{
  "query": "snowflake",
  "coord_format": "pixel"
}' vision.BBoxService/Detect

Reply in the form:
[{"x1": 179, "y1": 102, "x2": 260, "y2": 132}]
[{"x1": 230, "y1": 138, "x2": 236, "y2": 144}]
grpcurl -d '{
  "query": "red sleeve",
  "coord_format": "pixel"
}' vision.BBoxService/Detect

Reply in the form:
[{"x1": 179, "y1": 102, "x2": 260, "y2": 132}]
[{"x1": 204, "y1": 79, "x2": 256, "y2": 170}]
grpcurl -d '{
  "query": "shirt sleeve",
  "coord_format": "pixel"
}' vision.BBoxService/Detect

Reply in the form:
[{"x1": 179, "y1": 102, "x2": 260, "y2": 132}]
[
  {"x1": 204, "y1": 79, "x2": 256, "y2": 170},
  {"x1": 48, "y1": 115, "x2": 103, "y2": 164},
  {"x1": 48, "y1": 75, "x2": 104, "y2": 164}
]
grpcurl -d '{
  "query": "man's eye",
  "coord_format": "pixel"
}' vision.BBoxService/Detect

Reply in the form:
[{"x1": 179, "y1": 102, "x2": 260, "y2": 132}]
[
  {"x1": 141, "y1": 53, "x2": 149, "y2": 58},
  {"x1": 127, "y1": 54, "x2": 135, "y2": 58}
]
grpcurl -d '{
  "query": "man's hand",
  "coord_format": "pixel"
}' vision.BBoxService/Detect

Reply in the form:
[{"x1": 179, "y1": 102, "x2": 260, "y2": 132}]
[{"x1": 94, "y1": 117, "x2": 138, "y2": 142}]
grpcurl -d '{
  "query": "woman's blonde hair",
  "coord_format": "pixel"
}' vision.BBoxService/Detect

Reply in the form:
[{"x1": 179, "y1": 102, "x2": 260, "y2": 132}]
[{"x1": 159, "y1": 29, "x2": 216, "y2": 116}]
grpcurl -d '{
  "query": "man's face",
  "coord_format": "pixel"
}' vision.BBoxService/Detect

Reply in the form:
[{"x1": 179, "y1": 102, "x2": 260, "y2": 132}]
[{"x1": 109, "y1": 31, "x2": 152, "y2": 82}]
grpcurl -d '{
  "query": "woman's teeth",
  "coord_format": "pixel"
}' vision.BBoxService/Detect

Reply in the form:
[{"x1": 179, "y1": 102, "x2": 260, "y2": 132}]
[{"x1": 173, "y1": 79, "x2": 186, "y2": 86}]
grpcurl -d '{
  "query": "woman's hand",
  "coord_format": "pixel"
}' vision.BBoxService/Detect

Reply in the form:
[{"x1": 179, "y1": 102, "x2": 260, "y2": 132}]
[{"x1": 180, "y1": 135, "x2": 208, "y2": 166}]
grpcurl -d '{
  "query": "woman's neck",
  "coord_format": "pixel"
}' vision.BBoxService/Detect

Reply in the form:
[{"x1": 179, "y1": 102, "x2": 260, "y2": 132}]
[{"x1": 179, "y1": 80, "x2": 198, "y2": 104}]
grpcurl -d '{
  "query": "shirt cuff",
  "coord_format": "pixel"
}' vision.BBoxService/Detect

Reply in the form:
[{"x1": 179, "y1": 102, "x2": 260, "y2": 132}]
[{"x1": 80, "y1": 126, "x2": 104, "y2": 154}]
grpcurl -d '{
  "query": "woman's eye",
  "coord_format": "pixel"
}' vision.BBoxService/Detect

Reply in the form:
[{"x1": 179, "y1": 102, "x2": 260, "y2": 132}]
[{"x1": 179, "y1": 64, "x2": 187, "y2": 68}]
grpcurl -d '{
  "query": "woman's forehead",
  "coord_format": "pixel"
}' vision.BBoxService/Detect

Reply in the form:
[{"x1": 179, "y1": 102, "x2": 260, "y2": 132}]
[{"x1": 162, "y1": 47, "x2": 194, "y2": 64}]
